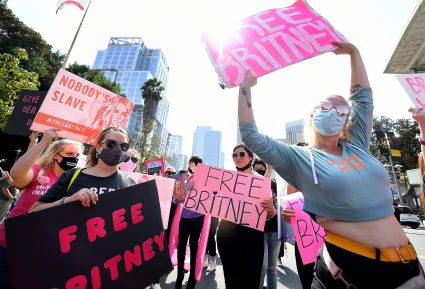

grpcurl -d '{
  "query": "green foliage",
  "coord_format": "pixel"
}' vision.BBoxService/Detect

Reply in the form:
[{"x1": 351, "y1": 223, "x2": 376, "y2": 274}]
[
  {"x1": 370, "y1": 116, "x2": 420, "y2": 171},
  {"x1": 0, "y1": 2, "x2": 64, "y2": 90},
  {"x1": 133, "y1": 120, "x2": 162, "y2": 172},
  {"x1": 138, "y1": 78, "x2": 165, "y2": 165},
  {"x1": 141, "y1": 78, "x2": 165, "y2": 123},
  {"x1": 0, "y1": 52, "x2": 39, "y2": 129},
  {"x1": 67, "y1": 63, "x2": 123, "y2": 95}
]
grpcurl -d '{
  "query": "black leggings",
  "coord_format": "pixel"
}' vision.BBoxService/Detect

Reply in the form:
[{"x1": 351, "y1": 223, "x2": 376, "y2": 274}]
[
  {"x1": 294, "y1": 243, "x2": 315, "y2": 289},
  {"x1": 217, "y1": 220, "x2": 264, "y2": 289},
  {"x1": 175, "y1": 216, "x2": 204, "y2": 289},
  {"x1": 311, "y1": 242, "x2": 423, "y2": 289},
  {"x1": 205, "y1": 217, "x2": 219, "y2": 257}
]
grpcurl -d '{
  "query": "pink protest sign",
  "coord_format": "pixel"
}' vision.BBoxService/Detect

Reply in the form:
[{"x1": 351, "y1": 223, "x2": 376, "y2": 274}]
[
  {"x1": 31, "y1": 68, "x2": 134, "y2": 145},
  {"x1": 396, "y1": 73, "x2": 425, "y2": 109},
  {"x1": 202, "y1": 0, "x2": 347, "y2": 88},
  {"x1": 184, "y1": 163, "x2": 271, "y2": 231},
  {"x1": 284, "y1": 192, "x2": 326, "y2": 264},
  {"x1": 126, "y1": 172, "x2": 174, "y2": 229}
]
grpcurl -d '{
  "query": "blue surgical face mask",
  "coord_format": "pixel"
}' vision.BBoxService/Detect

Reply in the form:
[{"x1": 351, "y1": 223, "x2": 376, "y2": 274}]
[{"x1": 313, "y1": 108, "x2": 347, "y2": 136}]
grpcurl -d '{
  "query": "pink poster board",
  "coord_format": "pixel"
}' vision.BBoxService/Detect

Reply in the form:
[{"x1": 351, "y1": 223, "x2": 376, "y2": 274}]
[
  {"x1": 145, "y1": 158, "x2": 165, "y2": 177},
  {"x1": 202, "y1": 0, "x2": 347, "y2": 88},
  {"x1": 184, "y1": 163, "x2": 271, "y2": 231},
  {"x1": 126, "y1": 172, "x2": 174, "y2": 229},
  {"x1": 396, "y1": 73, "x2": 425, "y2": 109},
  {"x1": 31, "y1": 69, "x2": 134, "y2": 145},
  {"x1": 284, "y1": 192, "x2": 326, "y2": 264}
]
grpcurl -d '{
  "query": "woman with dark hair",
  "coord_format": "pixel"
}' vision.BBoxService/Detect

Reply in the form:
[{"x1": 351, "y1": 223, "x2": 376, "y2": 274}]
[
  {"x1": 216, "y1": 144, "x2": 275, "y2": 289},
  {"x1": 0, "y1": 129, "x2": 81, "y2": 288},
  {"x1": 30, "y1": 127, "x2": 135, "y2": 212},
  {"x1": 238, "y1": 41, "x2": 424, "y2": 288}
]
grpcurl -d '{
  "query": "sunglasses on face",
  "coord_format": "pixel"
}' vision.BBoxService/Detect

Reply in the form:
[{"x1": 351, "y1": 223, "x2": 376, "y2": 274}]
[
  {"x1": 165, "y1": 171, "x2": 176, "y2": 175},
  {"x1": 232, "y1": 151, "x2": 247, "y2": 159},
  {"x1": 100, "y1": 139, "x2": 130, "y2": 152},
  {"x1": 126, "y1": 156, "x2": 138, "y2": 163},
  {"x1": 317, "y1": 101, "x2": 351, "y2": 116}
]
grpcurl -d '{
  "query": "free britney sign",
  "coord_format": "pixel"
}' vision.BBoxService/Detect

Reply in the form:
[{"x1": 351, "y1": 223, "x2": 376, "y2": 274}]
[
  {"x1": 31, "y1": 69, "x2": 134, "y2": 145},
  {"x1": 6, "y1": 181, "x2": 172, "y2": 289},
  {"x1": 203, "y1": 0, "x2": 346, "y2": 88},
  {"x1": 184, "y1": 164, "x2": 271, "y2": 231}
]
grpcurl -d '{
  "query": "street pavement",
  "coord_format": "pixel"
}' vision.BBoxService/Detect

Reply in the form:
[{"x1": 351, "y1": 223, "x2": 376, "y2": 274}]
[{"x1": 157, "y1": 225, "x2": 425, "y2": 289}]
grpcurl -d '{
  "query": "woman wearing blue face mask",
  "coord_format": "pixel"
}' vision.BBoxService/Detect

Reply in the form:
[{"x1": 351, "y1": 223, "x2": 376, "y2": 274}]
[
  {"x1": 31, "y1": 127, "x2": 136, "y2": 212},
  {"x1": 238, "y1": 41, "x2": 424, "y2": 288}
]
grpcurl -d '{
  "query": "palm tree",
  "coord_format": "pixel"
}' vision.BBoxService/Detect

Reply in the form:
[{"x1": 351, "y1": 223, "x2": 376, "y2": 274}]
[
  {"x1": 139, "y1": 77, "x2": 165, "y2": 169},
  {"x1": 141, "y1": 77, "x2": 165, "y2": 127}
]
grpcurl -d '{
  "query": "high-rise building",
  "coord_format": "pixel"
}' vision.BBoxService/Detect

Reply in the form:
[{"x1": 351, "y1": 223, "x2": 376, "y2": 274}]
[
  {"x1": 166, "y1": 134, "x2": 182, "y2": 157},
  {"x1": 192, "y1": 126, "x2": 224, "y2": 168},
  {"x1": 285, "y1": 119, "x2": 305, "y2": 145},
  {"x1": 93, "y1": 37, "x2": 170, "y2": 152},
  {"x1": 192, "y1": 126, "x2": 212, "y2": 156},
  {"x1": 165, "y1": 133, "x2": 188, "y2": 171},
  {"x1": 203, "y1": 130, "x2": 222, "y2": 167}
]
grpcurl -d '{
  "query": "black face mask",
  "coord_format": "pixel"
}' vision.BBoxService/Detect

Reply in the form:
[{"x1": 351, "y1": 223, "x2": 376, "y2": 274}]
[
  {"x1": 255, "y1": 169, "x2": 266, "y2": 176},
  {"x1": 56, "y1": 155, "x2": 78, "y2": 171},
  {"x1": 98, "y1": 147, "x2": 127, "y2": 166},
  {"x1": 236, "y1": 162, "x2": 252, "y2": 172},
  {"x1": 188, "y1": 168, "x2": 193, "y2": 174}
]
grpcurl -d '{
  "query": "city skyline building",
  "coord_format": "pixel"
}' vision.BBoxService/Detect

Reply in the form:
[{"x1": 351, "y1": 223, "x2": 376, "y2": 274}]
[
  {"x1": 285, "y1": 119, "x2": 305, "y2": 145},
  {"x1": 93, "y1": 37, "x2": 170, "y2": 152},
  {"x1": 191, "y1": 126, "x2": 224, "y2": 168},
  {"x1": 192, "y1": 126, "x2": 212, "y2": 156},
  {"x1": 203, "y1": 130, "x2": 223, "y2": 168}
]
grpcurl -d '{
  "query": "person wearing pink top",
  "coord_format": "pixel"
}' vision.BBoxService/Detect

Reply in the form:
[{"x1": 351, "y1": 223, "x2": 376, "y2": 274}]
[{"x1": 0, "y1": 129, "x2": 81, "y2": 289}]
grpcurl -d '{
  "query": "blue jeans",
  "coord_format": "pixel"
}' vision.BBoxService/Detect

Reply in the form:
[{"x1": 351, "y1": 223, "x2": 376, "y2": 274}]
[
  {"x1": 0, "y1": 246, "x2": 8, "y2": 289},
  {"x1": 259, "y1": 231, "x2": 280, "y2": 289}
]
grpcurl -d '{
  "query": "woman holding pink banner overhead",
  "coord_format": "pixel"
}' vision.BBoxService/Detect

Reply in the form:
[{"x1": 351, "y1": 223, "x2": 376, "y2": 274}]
[
  {"x1": 0, "y1": 129, "x2": 82, "y2": 289},
  {"x1": 238, "y1": 41, "x2": 424, "y2": 288},
  {"x1": 216, "y1": 144, "x2": 276, "y2": 289}
]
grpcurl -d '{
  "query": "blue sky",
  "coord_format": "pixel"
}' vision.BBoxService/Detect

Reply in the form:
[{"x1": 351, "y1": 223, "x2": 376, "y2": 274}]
[{"x1": 7, "y1": 0, "x2": 420, "y2": 170}]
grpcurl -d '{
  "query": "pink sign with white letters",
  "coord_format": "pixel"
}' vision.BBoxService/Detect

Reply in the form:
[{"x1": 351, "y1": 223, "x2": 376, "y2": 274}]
[
  {"x1": 184, "y1": 164, "x2": 271, "y2": 231},
  {"x1": 284, "y1": 192, "x2": 326, "y2": 264},
  {"x1": 202, "y1": 0, "x2": 346, "y2": 88}
]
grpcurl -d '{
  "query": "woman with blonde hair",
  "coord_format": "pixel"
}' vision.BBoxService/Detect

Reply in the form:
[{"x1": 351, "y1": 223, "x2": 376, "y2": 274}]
[
  {"x1": 31, "y1": 127, "x2": 135, "y2": 211},
  {"x1": 0, "y1": 128, "x2": 81, "y2": 289},
  {"x1": 239, "y1": 41, "x2": 423, "y2": 288}
]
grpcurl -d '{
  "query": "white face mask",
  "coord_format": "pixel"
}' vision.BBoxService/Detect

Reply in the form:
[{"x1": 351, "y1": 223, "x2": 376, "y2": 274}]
[{"x1": 313, "y1": 109, "x2": 347, "y2": 136}]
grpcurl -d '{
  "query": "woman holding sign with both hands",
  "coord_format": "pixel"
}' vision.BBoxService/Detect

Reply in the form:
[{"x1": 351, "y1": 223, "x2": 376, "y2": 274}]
[
  {"x1": 216, "y1": 144, "x2": 276, "y2": 289},
  {"x1": 238, "y1": 41, "x2": 424, "y2": 288}
]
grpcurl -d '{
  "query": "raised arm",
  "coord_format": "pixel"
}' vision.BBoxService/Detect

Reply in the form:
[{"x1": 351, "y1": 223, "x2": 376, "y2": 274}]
[
  {"x1": 238, "y1": 70, "x2": 257, "y2": 124},
  {"x1": 10, "y1": 129, "x2": 59, "y2": 188},
  {"x1": 332, "y1": 41, "x2": 370, "y2": 93}
]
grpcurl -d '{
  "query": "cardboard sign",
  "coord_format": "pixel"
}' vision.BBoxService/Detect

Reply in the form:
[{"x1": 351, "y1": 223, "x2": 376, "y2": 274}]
[
  {"x1": 125, "y1": 172, "x2": 174, "y2": 229},
  {"x1": 145, "y1": 158, "x2": 165, "y2": 177},
  {"x1": 203, "y1": 0, "x2": 346, "y2": 87},
  {"x1": 4, "y1": 90, "x2": 47, "y2": 136},
  {"x1": 184, "y1": 164, "x2": 271, "y2": 231},
  {"x1": 6, "y1": 181, "x2": 172, "y2": 289},
  {"x1": 396, "y1": 73, "x2": 425, "y2": 109},
  {"x1": 30, "y1": 69, "x2": 134, "y2": 145},
  {"x1": 284, "y1": 192, "x2": 326, "y2": 264}
]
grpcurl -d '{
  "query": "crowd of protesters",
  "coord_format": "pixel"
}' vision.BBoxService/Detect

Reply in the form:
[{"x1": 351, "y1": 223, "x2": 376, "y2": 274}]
[{"x1": 0, "y1": 41, "x2": 424, "y2": 289}]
